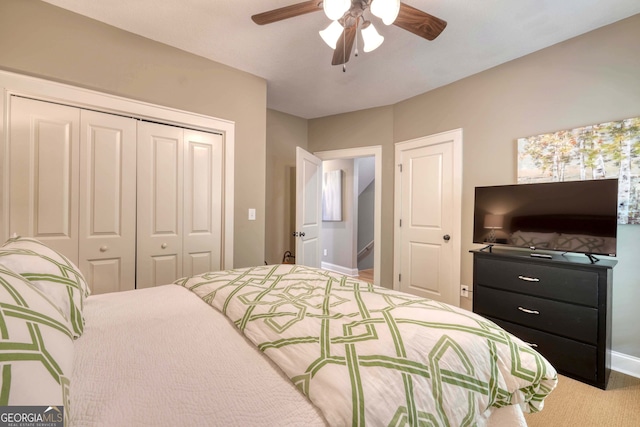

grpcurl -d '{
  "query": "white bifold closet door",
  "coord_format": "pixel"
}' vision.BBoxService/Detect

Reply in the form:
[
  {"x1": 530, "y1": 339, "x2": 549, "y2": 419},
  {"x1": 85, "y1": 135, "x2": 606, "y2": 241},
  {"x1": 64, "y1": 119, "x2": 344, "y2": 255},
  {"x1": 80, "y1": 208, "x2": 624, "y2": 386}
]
[
  {"x1": 9, "y1": 97, "x2": 137, "y2": 293},
  {"x1": 136, "y1": 122, "x2": 223, "y2": 288},
  {"x1": 8, "y1": 97, "x2": 224, "y2": 293},
  {"x1": 8, "y1": 97, "x2": 81, "y2": 261},
  {"x1": 79, "y1": 110, "x2": 137, "y2": 294}
]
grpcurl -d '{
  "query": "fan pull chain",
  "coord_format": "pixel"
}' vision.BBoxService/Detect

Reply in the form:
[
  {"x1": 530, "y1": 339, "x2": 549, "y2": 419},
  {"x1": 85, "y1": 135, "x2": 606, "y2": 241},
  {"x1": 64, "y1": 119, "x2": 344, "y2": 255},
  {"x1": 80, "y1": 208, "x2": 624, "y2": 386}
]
[
  {"x1": 342, "y1": 25, "x2": 346, "y2": 72},
  {"x1": 354, "y1": 18, "x2": 359, "y2": 58}
]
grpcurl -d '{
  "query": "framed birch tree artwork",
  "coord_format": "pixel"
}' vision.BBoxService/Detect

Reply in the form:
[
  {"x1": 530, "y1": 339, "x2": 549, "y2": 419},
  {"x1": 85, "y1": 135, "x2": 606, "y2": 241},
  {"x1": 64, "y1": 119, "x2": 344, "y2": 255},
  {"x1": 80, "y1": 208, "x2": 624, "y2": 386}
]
[{"x1": 517, "y1": 117, "x2": 640, "y2": 224}]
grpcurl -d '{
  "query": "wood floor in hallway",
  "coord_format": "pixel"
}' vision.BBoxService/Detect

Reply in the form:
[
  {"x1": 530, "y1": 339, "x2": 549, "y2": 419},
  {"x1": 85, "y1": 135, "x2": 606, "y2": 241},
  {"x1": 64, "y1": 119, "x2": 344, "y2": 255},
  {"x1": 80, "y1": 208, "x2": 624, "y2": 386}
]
[{"x1": 357, "y1": 269, "x2": 374, "y2": 283}]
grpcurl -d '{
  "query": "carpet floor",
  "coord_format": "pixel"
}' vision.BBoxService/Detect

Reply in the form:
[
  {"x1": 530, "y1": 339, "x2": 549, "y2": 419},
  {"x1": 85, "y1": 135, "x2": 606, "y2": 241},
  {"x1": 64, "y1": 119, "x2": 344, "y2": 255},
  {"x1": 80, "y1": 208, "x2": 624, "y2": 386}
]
[{"x1": 524, "y1": 371, "x2": 640, "y2": 426}]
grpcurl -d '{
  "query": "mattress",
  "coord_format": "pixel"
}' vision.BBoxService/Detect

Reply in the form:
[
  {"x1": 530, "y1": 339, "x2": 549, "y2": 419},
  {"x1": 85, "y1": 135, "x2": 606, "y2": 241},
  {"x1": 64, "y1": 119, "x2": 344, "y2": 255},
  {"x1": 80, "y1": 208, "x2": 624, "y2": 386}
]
[{"x1": 70, "y1": 284, "x2": 529, "y2": 426}]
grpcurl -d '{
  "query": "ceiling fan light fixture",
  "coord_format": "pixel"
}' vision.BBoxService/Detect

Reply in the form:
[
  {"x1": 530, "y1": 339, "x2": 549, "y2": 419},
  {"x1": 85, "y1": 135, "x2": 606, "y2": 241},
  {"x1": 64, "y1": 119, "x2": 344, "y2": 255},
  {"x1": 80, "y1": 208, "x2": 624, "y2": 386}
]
[
  {"x1": 362, "y1": 23, "x2": 384, "y2": 52},
  {"x1": 319, "y1": 20, "x2": 344, "y2": 49},
  {"x1": 251, "y1": 1, "x2": 447, "y2": 68},
  {"x1": 370, "y1": 0, "x2": 400, "y2": 25},
  {"x1": 323, "y1": 0, "x2": 350, "y2": 21}
]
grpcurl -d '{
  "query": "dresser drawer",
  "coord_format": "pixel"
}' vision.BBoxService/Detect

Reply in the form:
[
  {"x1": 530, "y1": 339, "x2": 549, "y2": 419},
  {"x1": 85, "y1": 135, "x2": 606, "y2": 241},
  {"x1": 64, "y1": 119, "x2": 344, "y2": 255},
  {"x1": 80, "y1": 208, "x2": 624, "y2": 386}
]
[
  {"x1": 475, "y1": 257, "x2": 599, "y2": 306},
  {"x1": 475, "y1": 286, "x2": 598, "y2": 344},
  {"x1": 488, "y1": 317, "x2": 598, "y2": 383}
]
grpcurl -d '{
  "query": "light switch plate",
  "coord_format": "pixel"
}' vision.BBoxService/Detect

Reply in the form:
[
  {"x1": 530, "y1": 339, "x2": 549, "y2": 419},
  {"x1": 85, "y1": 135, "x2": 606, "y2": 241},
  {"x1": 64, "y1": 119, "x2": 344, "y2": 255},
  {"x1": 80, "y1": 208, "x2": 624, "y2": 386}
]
[{"x1": 248, "y1": 208, "x2": 256, "y2": 220}]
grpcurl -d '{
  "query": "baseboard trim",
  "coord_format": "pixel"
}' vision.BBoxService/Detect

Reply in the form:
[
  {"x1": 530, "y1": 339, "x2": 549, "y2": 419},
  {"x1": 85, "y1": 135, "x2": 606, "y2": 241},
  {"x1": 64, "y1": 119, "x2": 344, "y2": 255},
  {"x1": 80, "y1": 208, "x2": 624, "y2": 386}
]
[
  {"x1": 321, "y1": 262, "x2": 358, "y2": 277},
  {"x1": 611, "y1": 350, "x2": 640, "y2": 379}
]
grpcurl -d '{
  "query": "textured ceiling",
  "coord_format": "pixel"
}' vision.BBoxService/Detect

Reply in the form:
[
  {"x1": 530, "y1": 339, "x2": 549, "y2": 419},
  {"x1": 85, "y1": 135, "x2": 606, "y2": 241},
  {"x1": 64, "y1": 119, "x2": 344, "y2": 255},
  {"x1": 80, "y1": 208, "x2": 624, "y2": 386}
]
[{"x1": 42, "y1": 0, "x2": 640, "y2": 119}]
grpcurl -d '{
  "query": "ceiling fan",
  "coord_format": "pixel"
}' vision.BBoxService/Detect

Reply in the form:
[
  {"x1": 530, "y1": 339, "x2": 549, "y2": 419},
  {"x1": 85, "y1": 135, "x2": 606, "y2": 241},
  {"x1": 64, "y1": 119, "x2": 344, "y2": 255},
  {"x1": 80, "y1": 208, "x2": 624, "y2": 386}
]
[{"x1": 251, "y1": 0, "x2": 447, "y2": 67}]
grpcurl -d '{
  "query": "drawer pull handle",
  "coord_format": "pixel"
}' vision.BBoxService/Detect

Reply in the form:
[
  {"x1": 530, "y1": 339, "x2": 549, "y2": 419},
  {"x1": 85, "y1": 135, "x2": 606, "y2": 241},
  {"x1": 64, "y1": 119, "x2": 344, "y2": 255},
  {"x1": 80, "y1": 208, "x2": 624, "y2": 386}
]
[
  {"x1": 518, "y1": 306, "x2": 540, "y2": 315},
  {"x1": 518, "y1": 275, "x2": 540, "y2": 282}
]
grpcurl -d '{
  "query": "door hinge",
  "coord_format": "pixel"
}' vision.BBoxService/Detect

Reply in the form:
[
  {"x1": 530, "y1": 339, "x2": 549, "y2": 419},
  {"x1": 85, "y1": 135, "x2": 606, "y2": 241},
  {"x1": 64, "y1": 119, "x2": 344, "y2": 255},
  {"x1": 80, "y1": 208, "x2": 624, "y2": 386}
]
[
  {"x1": 398, "y1": 164, "x2": 403, "y2": 172},
  {"x1": 399, "y1": 274, "x2": 401, "y2": 282},
  {"x1": 399, "y1": 219, "x2": 402, "y2": 227}
]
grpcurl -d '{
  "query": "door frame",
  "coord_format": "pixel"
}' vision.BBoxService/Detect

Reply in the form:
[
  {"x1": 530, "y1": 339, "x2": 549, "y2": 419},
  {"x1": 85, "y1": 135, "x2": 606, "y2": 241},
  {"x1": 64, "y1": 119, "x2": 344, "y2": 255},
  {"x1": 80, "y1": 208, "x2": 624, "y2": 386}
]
[
  {"x1": 0, "y1": 70, "x2": 235, "y2": 268},
  {"x1": 315, "y1": 146, "x2": 382, "y2": 286},
  {"x1": 393, "y1": 129, "x2": 462, "y2": 296}
]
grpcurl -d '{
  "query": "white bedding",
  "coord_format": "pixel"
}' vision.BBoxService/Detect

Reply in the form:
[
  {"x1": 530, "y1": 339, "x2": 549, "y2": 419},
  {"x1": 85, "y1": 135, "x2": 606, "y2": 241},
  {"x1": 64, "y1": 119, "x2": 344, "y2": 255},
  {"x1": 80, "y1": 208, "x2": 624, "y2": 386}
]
[
  {"x1": 70, "y1": 285, "x2": 326, "y2": 426},
  {"x1": 71, "y1": 284, "x2": 528, "y2": 426}
]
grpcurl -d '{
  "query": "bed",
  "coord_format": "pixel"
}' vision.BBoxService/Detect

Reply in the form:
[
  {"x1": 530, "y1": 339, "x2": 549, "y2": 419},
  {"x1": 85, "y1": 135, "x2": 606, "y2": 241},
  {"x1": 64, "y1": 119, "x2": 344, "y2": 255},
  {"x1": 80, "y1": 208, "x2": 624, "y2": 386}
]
[{"x1": 0, "y1": 237, "x2": 557, "y2": 426}]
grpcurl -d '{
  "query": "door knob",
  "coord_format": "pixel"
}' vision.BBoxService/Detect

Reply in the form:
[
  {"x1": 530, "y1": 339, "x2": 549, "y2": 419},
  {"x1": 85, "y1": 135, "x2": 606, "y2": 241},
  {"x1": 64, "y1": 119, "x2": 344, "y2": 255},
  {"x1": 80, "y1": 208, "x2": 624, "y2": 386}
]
[{"x1": 443, "y1": 234, "x2": 451, "y2": 241}]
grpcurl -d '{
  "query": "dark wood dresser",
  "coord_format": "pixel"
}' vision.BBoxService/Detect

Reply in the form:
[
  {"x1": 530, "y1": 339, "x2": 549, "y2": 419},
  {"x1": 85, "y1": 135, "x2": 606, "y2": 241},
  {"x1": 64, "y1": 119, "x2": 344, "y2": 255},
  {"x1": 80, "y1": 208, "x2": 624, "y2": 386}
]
[{"x1": 471, "y1": 248, "x2": 616, "y2": 389}]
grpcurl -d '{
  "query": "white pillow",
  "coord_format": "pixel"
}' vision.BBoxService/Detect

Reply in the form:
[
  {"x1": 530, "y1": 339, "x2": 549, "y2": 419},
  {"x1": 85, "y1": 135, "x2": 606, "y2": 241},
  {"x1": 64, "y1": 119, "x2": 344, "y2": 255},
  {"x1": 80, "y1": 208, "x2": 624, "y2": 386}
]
[
  {"x1": 0, "y1": 265, "x2": 73, "y2": 417},
  {"x1": 0, "y1": 237, "x2": 89, "y2": 337}
]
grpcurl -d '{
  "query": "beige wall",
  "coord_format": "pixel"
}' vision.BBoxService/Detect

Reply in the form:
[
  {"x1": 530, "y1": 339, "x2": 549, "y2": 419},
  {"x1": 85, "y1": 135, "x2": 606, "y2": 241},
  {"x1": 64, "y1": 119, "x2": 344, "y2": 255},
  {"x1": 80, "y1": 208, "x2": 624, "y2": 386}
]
[
  {"x1": 0, "y1": 0, "x2": 267, "y2": 267},
  {"x1": 265, "y1": 109, "x2": 308, "y2": 264},
  {"x1": 306, "y1": 14, "x2": 640, "y2": 358}
]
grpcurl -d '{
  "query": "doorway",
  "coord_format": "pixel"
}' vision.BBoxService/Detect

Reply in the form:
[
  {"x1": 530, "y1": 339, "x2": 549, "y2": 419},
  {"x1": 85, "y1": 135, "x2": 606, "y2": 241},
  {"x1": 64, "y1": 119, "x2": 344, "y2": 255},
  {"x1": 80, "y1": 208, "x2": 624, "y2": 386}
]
[
  {"x1": 314, "y1": 146, "x2": 382, "y2": 286},
  {"x1": 320, "y1": 157, "x2": 375, "y2": 279}
]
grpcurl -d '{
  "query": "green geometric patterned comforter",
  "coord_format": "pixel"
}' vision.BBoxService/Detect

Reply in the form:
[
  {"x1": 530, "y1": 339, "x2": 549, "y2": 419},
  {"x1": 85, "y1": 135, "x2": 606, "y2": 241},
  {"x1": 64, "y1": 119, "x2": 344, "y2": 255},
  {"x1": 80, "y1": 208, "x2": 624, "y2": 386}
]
[{"x1": 176, "y1": 265, "x2": 557, "y2": 426}]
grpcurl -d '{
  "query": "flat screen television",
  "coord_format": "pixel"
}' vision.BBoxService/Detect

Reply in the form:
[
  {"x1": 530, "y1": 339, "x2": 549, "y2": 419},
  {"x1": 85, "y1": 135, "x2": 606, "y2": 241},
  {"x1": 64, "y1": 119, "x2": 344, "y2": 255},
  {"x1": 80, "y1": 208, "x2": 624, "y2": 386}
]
[{"x1": 473, "y1": 179, "x2": 618, "y2": 257}]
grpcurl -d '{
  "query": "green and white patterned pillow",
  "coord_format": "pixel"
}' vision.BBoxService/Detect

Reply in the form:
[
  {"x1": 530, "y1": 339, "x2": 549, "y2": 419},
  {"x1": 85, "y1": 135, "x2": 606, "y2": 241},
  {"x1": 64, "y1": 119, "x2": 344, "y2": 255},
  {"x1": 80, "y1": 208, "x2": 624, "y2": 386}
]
[
  {"x1": 0, "y1": 265, "x2": 73, "y2": 416},
  {"x1": 0, "y1": 237, "x2": 89, "y2": 337}
]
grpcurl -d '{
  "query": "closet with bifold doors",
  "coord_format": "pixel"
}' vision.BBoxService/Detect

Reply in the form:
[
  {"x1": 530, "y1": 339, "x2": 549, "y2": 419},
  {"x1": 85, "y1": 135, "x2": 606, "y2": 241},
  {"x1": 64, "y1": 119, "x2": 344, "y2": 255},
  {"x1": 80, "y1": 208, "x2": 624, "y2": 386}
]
[{"x1": 7, "y1": 96, "x2": 224, "y2": 294}]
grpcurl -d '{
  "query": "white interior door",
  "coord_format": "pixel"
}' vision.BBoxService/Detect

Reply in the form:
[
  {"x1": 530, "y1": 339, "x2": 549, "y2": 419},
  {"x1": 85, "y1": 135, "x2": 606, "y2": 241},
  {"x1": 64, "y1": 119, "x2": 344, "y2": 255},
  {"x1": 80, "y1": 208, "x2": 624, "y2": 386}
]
[
  {"x1": 182, "y1": 129, "x2": 224, "y2": 276},
  {"x1": 295, "y1": 147, "x2": 322, "y2": 267},
  {"x1": 8, "y1": 96, "x2": 80, "y2": 262},
  {"x1": 137, "y1": 121, "x2": 184, "y2": 288},
  {"x1": 394, "y1": 130, "x2": 462, "y2": 306},
  {"x1": 78, "y1": 110, "x2": 136, "y2": 294}
]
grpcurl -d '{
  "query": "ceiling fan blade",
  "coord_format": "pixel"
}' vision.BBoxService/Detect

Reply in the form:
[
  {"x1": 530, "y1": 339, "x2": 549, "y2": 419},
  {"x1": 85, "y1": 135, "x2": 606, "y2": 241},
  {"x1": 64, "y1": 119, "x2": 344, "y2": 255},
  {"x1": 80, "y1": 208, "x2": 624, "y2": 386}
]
[
  {"x1": 251, "y1": 1, "x2": 322, "y2": 25},
  {"x1": 332, "y1": 26, "x2": 357, "y2": 66},
  {"x1": 394, "y1": 2, "x2": 447, "y2": 41}
]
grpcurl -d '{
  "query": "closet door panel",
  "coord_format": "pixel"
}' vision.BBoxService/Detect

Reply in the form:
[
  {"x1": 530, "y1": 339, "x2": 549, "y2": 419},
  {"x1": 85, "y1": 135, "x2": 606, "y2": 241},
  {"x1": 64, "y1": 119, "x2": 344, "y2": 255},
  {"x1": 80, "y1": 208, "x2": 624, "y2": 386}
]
[
  {"x1": 137, "y1": 122, "x2": 183, "y2": 288},
  {"x1": 79, "y1": 110, "x2": 136, "y2": 294},
  {"x1": 183, "y1": 130, "x2": 224, "y2": 276},
  {"x1": 8, "y1": 97, "x2": 80, "y2": 263}
]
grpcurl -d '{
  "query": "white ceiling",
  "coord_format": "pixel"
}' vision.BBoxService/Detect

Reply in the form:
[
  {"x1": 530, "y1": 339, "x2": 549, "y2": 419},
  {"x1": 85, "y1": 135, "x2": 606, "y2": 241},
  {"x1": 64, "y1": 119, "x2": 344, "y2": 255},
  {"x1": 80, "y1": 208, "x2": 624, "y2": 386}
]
[{"x1": 42, "y1": 0, "x2": 640, "y2": 119}]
